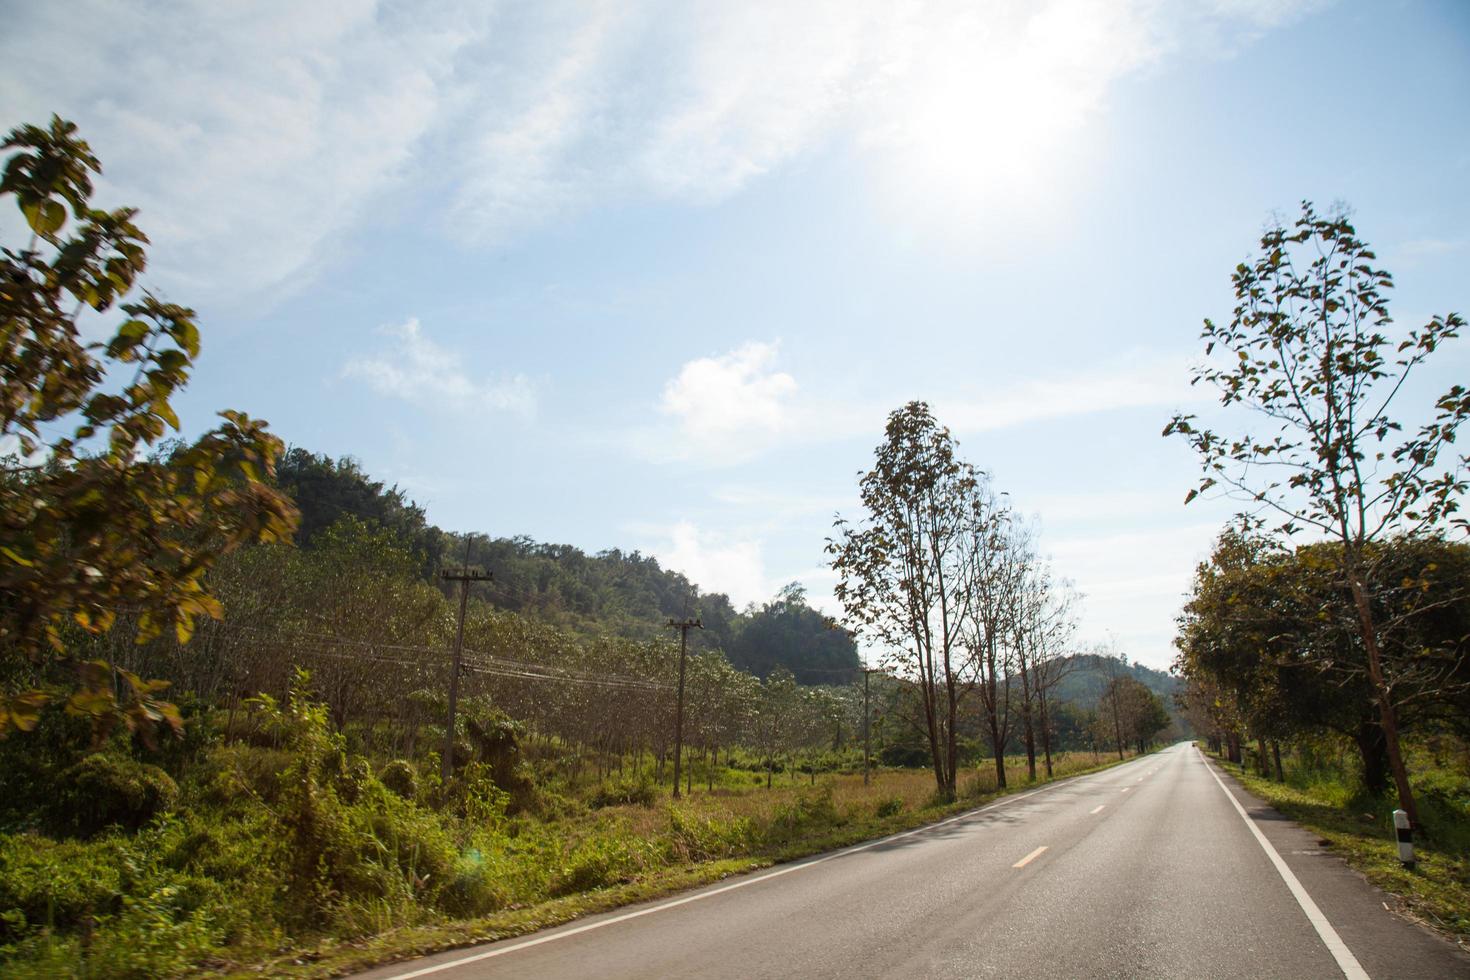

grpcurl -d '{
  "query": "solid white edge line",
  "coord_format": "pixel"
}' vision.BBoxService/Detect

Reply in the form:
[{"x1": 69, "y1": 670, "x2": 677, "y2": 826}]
[
  {"x1": 379, "y1": 755, "x2": 1159, "y2": 980},
  {"x1": 1197, "y1": 746, "x2": 1370, "y2": 980}
]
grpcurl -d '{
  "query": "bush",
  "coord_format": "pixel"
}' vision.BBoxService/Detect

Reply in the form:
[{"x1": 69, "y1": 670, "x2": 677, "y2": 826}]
[
  {"x1": 550, "y1": 835, "x2": 657, "y2": 895},
  {"x1": 0, "y1": 833, "x2": 126, "y2": 940},
  {"x1": 874, "y1": 796, "x2": 905, "y2": 818},
  {"x1": 589, "y1": 775, "x2": 657, "y2": 809},
  {"x1": 195, "y1": 744, "x2": 294, "y2": 806},
  {"x1": 765, "y1": 788, "x2": 841, "y2": 844},
  {"x1": 667, "y1": 807, "x2": 755, "y2": 862},
  {"x1": 55, "y1": 754, "x2": 178, "y2": 837},
  {"x1": 378, "y1": 759, "x2": 418, "y2": 800}
]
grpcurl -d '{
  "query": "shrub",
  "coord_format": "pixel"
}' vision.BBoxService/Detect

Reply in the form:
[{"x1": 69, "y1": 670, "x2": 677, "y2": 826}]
[
  {"x1": 765, "y1": 788, "x2": 841, "y2": 844},
  {"x1": 589, "y1": 775, "x2": 657, "y2": 809},
  {"x1": 667, "y1": 807, "x2": 755, "y2": 862},
  {"x1": 195, "y1": 744, "x2": 294, "y2": 805},
  {"x1": 0, "y1": 833, "x2": 126, "y2": 940},
  {"x1": 874, "y1": 796, "x2": 905, "y2": 818},
  {"x1": 550, "y1": 835, "x2": 657, "y2": 895},
  {"x1": 55, "y1": 754, "x2": 178, "y2": 837},
  {"x1": 378, "y1": 759, "x2": 418, "y2": 800}
]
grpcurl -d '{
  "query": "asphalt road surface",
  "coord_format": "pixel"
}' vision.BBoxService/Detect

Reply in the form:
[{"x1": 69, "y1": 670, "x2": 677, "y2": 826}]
[{"x1": 358, "y1": 743, "x2": 1469, "y2": 979}]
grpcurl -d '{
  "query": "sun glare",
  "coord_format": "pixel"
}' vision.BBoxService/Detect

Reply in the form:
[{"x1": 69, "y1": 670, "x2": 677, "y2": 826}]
[{"x1": 865, "y1": 0, "x2": 1149, "y2": 240}]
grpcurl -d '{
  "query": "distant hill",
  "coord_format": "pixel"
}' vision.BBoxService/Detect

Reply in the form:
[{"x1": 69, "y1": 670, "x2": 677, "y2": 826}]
[
  {"x1": 273, "y1": 448, "x2": 859, "y2": 682},
  {"x1": 1053, "y1": 653, "x2": 1180, "y2": 705}
]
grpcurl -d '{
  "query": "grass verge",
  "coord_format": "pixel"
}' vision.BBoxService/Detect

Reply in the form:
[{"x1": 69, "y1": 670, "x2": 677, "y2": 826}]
[{"x1": 221, "y1": 749, "x2": 1152, "y2": 978}]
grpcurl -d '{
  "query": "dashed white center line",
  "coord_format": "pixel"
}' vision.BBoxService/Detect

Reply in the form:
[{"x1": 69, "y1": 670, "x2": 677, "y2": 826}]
[
  {"x1": 1121, "y1": 787, "x2": 1130, "y2": 793},
  {"x1": 1013, "y1": 846, "x2": 1048, "y2": 869},
  {"x1": 1090, "y1": 805, "x2": 1107, "y2": 814}
]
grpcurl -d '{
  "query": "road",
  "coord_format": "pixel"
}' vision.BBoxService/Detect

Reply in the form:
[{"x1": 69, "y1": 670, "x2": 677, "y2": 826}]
[{"x1": 358, "y1": 744, "x2": 1469, "y2": 979}]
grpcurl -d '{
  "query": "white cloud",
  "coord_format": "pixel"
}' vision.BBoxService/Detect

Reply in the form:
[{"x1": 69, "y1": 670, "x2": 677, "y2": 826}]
[
  {"x1": 0, "y1": 2, "x2": 485, "y2": 300},
  {"x1": 0, "y1": 1, "x2": 1325, "y2": 295},
  {"x1": 633, "y1": 345, "x2": 1206, "y2": 465},
  {"x1": 652, "y1": 520, "x2": 772, "y2": 609},
  {"x1": 343, "y1": 317, "x2": 536, "y2": 416},
  {"x1": 935, "y1": 351, "x2": 1204, "y2": 434},
  {"x1": 653, "y1": 341, "x2": 797, "y2": 460}
]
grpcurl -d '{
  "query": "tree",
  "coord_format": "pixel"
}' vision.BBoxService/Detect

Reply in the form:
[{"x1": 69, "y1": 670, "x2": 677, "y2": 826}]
[
  {"x1": 1176, "y1": 527, "x2": 1470, "y2": 790},
  {"x1": 0, "y1": 117, "x2": 297, "y2": 742},
  {"x1": 829, "y1": 402, "x2": 983, "y2": 801},
  {"x1": 968, "y1": 490, "x2": 1018, "y2": 788},
  {"x1": 1165, "y1": 201, "x2": 1468, "y2": 825},
  {"x1": 726, "y1": 582, "x2": 859, "y2": 681}
]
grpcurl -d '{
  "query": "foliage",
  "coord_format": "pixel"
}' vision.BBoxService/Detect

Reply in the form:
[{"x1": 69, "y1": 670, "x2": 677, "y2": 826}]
[
  {"x1": 0, "y1": 117, "x2": 297, "y2": 742},
  {"x1": 378, "y1": 759, "x2": 418, "y2": 799},
  {"x1": 1176, "y1": 530, "x2": 1470, "y2": 790},
  {"x1": 726, "y1": 583, "x2": 858, "y2": 680},
  {"x1": 1165, "y1": 200, "x2": 1468, "y2": 825},
  {"x1": 829, "y1": 401, "x2": 985, "y2": 800},
  {"x1": 589, "y1": 775, "x2": 658, "y2": 809},
  {"x1": 54, "y1": 752, "x2": 178, "y2": 837}
]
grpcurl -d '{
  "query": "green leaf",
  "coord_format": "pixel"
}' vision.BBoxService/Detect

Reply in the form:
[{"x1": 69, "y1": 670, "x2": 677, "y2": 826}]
[
  {"x1": 155, "y1": 401, "x2": 180, "y2": 430},
  {"x1": 20, "y1": 197, "x2": 65, "y2": 235}
]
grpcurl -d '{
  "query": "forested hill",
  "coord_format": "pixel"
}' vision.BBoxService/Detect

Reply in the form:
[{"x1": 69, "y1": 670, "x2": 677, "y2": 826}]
[
  {"x1": 1054, "y1": 654, "x2": 1185, "y2": 729},
  {"x1": 274, "y1": 448, "x2": 859, "y2": 682}
]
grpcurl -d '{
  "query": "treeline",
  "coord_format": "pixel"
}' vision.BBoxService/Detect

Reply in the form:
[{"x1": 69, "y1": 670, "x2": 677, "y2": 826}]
[
  {"x1": 275, "y1": 449, "x2": 857, "y2": 681},
  {"x1": 830, "y1": 402, "x2": 1175, "y2": 800},
  {"x1": 1176, "y1": 529, "x2": 1469, "y2": 792}
]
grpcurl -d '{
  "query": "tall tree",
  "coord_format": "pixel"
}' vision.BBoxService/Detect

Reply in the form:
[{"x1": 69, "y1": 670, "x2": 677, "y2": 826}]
[
  {"x1": 1165, "y1": 201, "x2": 1468, "y2": 825},
  {"x1": 0, "y1": 118, "x2": 297, "y2": 742},
  {"x1": 829, "y1": 402, "x2": 982, "y2": 800}
]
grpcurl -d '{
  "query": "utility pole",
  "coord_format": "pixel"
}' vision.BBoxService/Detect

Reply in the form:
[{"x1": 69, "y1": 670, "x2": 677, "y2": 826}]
[
  {"x1": 667, "y1": 617, "x2": 702, "y2": 800},
  {"x1": 441, "y1": 565, "x2": 492, "y2": 780}
]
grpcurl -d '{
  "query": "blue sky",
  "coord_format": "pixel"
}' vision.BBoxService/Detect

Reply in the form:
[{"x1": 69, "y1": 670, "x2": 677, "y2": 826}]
[{"x1": 3, "y1": 0, "x2": 1467, "y2": 669}]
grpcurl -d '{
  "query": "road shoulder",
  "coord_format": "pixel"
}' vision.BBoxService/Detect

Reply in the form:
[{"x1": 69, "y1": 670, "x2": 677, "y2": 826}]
[{"x1": 1200, "y1": 749, "x2": 1470, "y2": 979}]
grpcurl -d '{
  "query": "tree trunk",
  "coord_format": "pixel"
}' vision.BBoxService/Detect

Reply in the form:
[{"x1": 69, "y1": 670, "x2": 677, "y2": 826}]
[
  {"x1": 1038, "y1": 692, "x2": 1054, "y2": 779},
  {"x1": 1348, "y1": 572, "x2": 1418, "y2": 825},
  {"x1": 1271, "y1": 741, "x2": 1284, "y2": 783},
  {"x1": 988, "y1": 713, "x2": 1007, "y2": 790},
  {"x1": 1354, "y1": 719, "x2": 1390, "y2": 795},
  {"x1": 1019, "y1": 667, "x2": 1037, "y2": 782}
]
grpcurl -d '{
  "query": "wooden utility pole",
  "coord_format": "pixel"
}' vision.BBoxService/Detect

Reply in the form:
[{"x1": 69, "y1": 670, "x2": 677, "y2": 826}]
[
  {"x1": 441, "y1": 566, "x2": 491, "y2": 780},
  {"x1": 667, "y1": 617, "x2": 702, "y2": 800}
]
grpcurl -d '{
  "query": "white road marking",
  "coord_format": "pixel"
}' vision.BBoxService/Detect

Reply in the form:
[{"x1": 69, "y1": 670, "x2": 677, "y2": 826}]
[
  {"x1": 1198, "y1": 747, "x2": 1369, "y2": 980},
  {"x1": 1090, "y1": 805, "x2": 1106, "y2": 814},
  {"x1": 1012, "y1": 846, "x2": 1048, "y2": 868},
  {"x1": 1121, "y1": 787, "x2": 1130, "y2": 793},
  {"x1": 375, "y1": 764, "x2": 1136, "y2": 980}
]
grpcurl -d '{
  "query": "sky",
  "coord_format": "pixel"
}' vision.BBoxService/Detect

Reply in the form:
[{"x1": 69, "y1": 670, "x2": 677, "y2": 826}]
[{"x1": 3, "y1": 0, "x2": 1467, "y2": 670}]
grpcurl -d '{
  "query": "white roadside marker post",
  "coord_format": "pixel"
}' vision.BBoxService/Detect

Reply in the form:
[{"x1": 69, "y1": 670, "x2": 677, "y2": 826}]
[{"x1": 1393, "y1": 809, "x2": 1415, "y2": 869}]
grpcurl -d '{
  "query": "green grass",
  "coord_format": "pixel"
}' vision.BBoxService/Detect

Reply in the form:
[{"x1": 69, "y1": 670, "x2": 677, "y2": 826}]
[
  {"x1": 0, "y1": 683, "x2": 1155, "y2": 980},
  {"x1": 213, "y1": 748, "x2": 1153, "y2": 979},
  {"x1": 1207, "y1": 741, "x2": 1470, "y2": 950}
]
